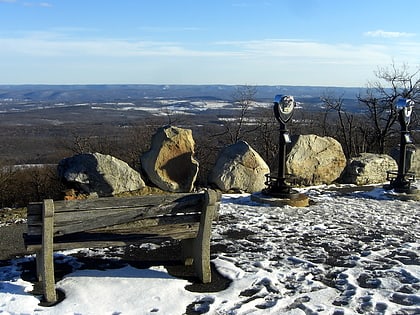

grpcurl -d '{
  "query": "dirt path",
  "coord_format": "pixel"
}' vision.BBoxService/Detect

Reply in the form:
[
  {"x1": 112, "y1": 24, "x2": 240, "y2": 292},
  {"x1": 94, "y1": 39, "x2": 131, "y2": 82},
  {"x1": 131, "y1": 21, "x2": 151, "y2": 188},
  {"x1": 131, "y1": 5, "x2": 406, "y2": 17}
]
[{"x1": 0, "y1": 224, "x2": 28, "y2": 260}]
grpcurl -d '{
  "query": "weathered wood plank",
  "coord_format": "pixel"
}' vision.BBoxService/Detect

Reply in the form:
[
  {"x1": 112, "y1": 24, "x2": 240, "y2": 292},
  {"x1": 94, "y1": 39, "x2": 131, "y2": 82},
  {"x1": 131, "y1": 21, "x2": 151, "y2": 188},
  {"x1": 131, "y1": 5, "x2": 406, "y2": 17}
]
[
  {"x1": 27, "y1": 212, "x2": 202, "y2": 237},
  {"x1": 28, "y1": 193, "x2": 205, "y2": 215},
  {"x1": 41, "y1": 199, "x2": 57, "y2": 304},
  {"x1": 52, "y1": 204, "x2": 201, "y2": 236},
  {"x1": 27, "y1": 213, "x2": 42, "y2": 223},
  {"x1": 27, "y1": 203, "x2": 42, "y2": 216},
  {"x1": 27, "y1": 236, "x2": 177, "y2": 252},
  {"x1": 25, "y1": 219, "x2": 201, "y2": 251},
  {"x1": 27, "y1": 203, "x2": 201, "y2": 228},
  {"x1": 26, "y1": 226, "x2": 198, "y2": 252},
  {"x1": 52, "y1": 193, "x2": 204, "y2": 212},
  {"x1": 89, "y1": 214, "x2": 200, "y2": 233}
]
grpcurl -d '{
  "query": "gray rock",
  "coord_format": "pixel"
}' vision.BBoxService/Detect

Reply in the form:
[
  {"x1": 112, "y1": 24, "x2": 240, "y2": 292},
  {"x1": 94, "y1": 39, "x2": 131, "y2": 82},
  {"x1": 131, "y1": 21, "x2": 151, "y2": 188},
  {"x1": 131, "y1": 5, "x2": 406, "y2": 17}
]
[
  {"x1": 341, "y1": 153, "x2": 398, "y2": 185},
  {"x1": 208, "y1": 141, "x2": 270, "y2": 193},
  {"x1": 140, "y1": 126, "x2": 199, "y2": 192},
  {"x1": 286, "y1": 134, "x2": 346, "y2": 185},
  {"x1": 58, "y1": 152, "x2": 145, "y2": 196}
]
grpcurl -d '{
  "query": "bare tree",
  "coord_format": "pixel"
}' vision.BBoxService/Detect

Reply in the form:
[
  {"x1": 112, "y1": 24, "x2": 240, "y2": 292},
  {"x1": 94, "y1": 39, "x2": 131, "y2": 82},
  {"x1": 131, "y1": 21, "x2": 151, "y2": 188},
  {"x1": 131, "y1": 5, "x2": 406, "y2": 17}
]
[
  {"x1": 250, "y1": 107, "x2": 278, "y2": 168},
  {"x1": 27, "y1": 165, "x2": 63, "y2": 202},
  {"x1": 321, "y1": 93, "x2": 357, "y2": 157},
  {"x1": 66, "y1": 132, "x2": 96, "y2": 154},
  {"x1": 0, "y1": 163, "x2": 16, "y2": 207},
  {"x1": 214, "y1": 85, "x2": 259, "y2": 144},
  {"x1": 357, "y1": 63, "x2": 420, "y2": 153},
  {"x1": 160, "y1": 104, "x2": 187, "y2": 126}
]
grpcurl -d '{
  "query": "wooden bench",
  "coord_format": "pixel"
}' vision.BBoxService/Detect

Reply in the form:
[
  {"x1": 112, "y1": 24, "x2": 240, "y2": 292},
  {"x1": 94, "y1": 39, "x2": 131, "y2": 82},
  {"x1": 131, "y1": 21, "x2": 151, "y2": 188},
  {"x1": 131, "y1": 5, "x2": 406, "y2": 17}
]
[{"x1": 24, "y1": 189, "x2": 221, "y2": 305}]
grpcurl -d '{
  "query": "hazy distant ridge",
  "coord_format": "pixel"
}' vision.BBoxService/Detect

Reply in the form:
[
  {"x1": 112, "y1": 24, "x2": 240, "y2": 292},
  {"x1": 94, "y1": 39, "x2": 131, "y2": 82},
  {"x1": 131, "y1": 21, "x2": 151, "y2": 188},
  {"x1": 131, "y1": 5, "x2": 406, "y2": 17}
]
[{"x1": 0, "y1": 84, "x2": 362, "y2": 103}]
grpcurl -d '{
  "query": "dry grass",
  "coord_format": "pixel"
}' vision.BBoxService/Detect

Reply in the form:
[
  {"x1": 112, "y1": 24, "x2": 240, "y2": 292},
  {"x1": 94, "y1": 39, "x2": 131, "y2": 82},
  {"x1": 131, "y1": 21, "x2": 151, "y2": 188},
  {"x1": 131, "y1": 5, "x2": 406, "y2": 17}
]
[{"x1": 0, "y1": 207, "x2": 27, "y2": 225}]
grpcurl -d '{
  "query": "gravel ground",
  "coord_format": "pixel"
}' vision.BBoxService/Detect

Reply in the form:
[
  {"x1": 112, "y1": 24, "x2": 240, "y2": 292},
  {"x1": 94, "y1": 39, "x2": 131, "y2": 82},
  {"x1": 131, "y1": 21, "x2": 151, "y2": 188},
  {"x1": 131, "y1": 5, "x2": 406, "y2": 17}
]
[
  {"x1": 0, "y1": 224, "x2": 27, "y2": 260},
  {"x1": 0, "y1": 207, "x2": 28, "y2": 260}
]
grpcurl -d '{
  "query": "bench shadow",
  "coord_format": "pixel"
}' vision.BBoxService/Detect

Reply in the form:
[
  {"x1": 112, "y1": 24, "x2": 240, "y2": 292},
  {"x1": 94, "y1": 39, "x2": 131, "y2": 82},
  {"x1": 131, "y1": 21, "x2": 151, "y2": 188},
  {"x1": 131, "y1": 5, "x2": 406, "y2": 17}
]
[{"x1": 19, "y1": 242, "x2": 231, "y2": 300}]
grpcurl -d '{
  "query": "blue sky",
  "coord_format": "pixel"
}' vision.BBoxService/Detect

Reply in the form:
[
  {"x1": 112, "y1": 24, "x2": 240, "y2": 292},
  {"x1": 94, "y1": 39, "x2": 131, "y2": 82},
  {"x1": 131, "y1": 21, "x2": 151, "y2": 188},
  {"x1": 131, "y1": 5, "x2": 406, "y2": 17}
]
[{"x1": 0, "y1": 0, "x2": 419, "y2": 87}]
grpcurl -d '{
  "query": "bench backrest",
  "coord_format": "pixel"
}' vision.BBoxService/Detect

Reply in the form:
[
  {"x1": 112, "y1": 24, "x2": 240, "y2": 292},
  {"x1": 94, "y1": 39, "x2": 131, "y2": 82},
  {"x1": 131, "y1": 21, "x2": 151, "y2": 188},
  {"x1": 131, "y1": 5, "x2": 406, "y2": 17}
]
[{"x1": 25, "y1": 191, "x2": 219, "y2": 251}]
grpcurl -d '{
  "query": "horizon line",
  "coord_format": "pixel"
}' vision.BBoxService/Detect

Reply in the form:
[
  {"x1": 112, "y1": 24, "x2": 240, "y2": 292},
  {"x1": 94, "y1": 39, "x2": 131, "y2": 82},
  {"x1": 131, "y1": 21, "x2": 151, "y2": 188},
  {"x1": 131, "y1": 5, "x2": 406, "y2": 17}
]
[{"x1": 0, "y1": 83, "x2": 365, "y2": 89}]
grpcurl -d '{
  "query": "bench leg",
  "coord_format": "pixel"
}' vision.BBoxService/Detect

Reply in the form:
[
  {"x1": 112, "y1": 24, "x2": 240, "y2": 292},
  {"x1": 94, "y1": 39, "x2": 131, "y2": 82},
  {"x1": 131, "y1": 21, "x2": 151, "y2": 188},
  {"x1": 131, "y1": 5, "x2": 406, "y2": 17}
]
[
  {"x1": 35, "y1": 249, "x2": 42, "y2": 283},
  {"x1": 193, "y1": 221, "x2": 211, "y2": 284},
  {"x1": 40, "y1": 244, "x2": 56, "y2": 304},
  {"x1": 29, "y1": 250, "x2": 44, "y2": 296},
  {"x1": 190, "y1": 190, "x2": 219, "y2": 283},
  {"x1": 41, "y1": 199, "x2": 57, "y2": 304},
  {"x1": 181, "y1": 238, "x2": 194, "y2": 266},
  {"x1": 181, "y1": 235, "x2": 211, "y2": 283},
  {"x1": 181, "y1": 215, "x2": 212, "y2": 282}
]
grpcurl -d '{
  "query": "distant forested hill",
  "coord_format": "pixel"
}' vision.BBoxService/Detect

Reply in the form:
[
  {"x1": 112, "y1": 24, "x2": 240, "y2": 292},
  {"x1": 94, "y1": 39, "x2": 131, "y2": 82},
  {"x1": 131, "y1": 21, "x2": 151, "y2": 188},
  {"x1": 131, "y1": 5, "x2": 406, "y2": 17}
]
[{"x1": 0, "y1": 84, "x2": 362, "y2": 103}]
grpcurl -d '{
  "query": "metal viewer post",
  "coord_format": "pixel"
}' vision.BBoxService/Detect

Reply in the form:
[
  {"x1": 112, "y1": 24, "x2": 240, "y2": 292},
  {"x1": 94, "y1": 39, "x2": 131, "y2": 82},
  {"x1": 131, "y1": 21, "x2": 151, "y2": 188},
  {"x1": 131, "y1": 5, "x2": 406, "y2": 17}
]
[
  {"x1": 385, "y1": 98, "x2": 417, "y2": 194},
  {"x1": 263, "y1": 95, "x2": 299, "y2": 198}
]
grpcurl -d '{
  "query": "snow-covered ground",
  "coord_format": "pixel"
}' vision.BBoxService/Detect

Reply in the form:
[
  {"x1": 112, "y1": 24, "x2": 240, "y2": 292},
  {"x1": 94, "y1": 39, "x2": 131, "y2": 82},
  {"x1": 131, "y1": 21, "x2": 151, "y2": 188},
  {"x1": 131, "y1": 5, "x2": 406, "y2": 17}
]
[{"x1": 0, "y1": 183, "x2": 419, "y2": 314}]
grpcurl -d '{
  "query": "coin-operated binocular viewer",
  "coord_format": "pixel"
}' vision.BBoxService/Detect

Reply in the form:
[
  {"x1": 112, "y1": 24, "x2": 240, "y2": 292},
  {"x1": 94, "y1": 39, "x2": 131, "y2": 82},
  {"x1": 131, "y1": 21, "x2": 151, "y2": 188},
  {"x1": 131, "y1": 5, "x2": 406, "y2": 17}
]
[
  {"x1": 263, "y1": 95, "x2": 299, "y2": 199},
  {"x1": 385, "y1": 98, "x2": 417, "y2": 194}
]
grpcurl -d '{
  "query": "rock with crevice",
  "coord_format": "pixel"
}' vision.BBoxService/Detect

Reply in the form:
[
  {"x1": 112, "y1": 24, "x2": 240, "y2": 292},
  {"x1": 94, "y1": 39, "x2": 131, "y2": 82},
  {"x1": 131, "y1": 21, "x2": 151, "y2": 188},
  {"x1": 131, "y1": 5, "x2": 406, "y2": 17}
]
[{"x1": 140, "y1": 126, "x2": 199, "y2": 192}]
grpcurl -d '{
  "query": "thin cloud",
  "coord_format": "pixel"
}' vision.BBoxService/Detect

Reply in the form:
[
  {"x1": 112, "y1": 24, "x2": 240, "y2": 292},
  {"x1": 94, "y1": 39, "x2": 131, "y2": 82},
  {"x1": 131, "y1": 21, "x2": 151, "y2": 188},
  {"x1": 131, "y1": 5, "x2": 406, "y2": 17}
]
[
  {"x1": 232, "y1": 1, "x2": 271, "y2": 8},
  {"x1": 364, "y1": 29, "x2": 416, "y2": 38},
  {"x1": 0, "y1": 0, "x2": 52, "y2": 6},
  {"x1": 214, "y1": 39, "x2": 391, "y2": 65},
  {"x1": 137, "y1": 26, "x2": 202, "y2": 33},
  {"x1": 23, "y1": 2, "x2": 52, "y2": 7},
  {"x1": 0, "y1": 34, "x2": 417, "y2": 68},
  {"x1": 0, "y1": 36, "x2": 241, "y2": 57}
]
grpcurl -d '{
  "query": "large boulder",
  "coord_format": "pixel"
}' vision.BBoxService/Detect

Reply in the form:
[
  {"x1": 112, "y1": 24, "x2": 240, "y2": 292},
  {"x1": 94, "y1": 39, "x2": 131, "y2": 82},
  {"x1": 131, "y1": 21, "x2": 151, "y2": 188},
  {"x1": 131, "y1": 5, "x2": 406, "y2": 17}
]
[
  {"x1": 341, "y1": 153, "x2": 398, "y2": 185},
  {"x1": 390, "y1": 145, "x2": 419, "y2": 176},
  {"x1": 58, "y1": 152, "x2": 145, "y2": 197},
  {"x1": 286, "y1": 134, "x2": 346, "y2": 185},
  {"x1": 140, "y1": 126, "x2": 199, "y2": 192},
  {"x1": 208, "y1": 141, "x2": 270, "y2": 193}
]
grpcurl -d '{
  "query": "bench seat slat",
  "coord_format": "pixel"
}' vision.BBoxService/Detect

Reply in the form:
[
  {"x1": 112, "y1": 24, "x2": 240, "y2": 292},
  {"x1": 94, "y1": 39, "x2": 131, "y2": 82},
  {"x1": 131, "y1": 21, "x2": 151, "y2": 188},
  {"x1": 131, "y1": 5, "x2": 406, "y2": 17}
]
[
  {"x1": 27, "y1": 235, "x2": 193, "y2": 252},
  {"x1": 28, "y1": 194, "x2": 203, "y2": 215},
  {"x1": 51, "y1": 193, "x2": 203, "y2": 212},
  {"x1": 26, "y1": 207, "x2": 201, "y2": 232},
  {"x1": 25, "y1": 222, "x2": 199, "y2": 252},
  {"x1": 89, "y1": 214, "x2": 200, "y2": 233},
  {"x1": 27, "y1": 210, "x2": 203, "y2": 237}
]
